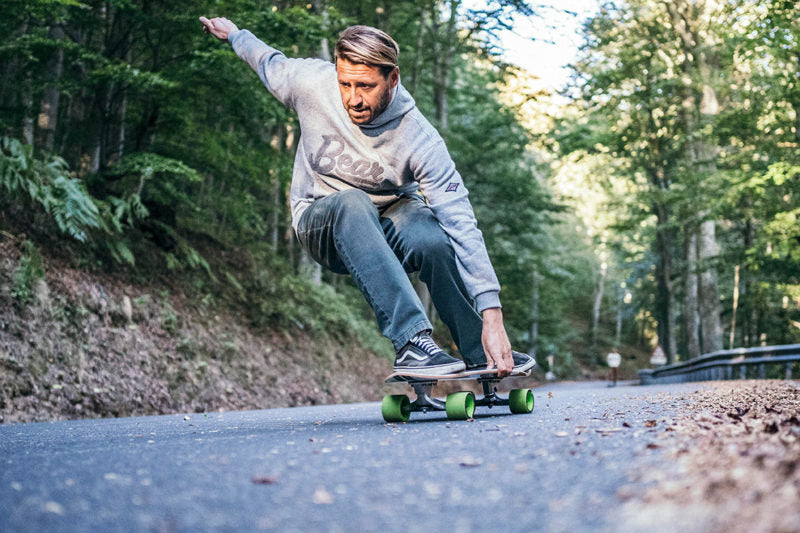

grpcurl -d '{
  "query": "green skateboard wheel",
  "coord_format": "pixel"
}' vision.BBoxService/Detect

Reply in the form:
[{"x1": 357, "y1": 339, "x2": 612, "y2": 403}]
[
  {"x1": 382, "y1": 394, "x2": 411, "y2": 422},
  {"x1": 509, "y1": 389, "x2": 534, "y2": 414},
  {"x1": 445, "y1": 391, "x2": 475, "y2": 420}
]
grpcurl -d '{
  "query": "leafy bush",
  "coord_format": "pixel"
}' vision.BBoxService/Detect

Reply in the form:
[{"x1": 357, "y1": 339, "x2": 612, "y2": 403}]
[
  {"x1": 236, "y1": 246, "x2": 392, "y2": 358},
  {"x1": 1, "y1": 137, "x2": 102, "y2": 243}
]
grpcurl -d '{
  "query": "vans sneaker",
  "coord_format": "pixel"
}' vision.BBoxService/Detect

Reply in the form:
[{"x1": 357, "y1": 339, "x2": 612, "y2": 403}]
[
  {"x1": 511, "y1": 350, "x2": 536, "y2": 375},
  {"x1": 394, "y1": 333, "x2": 466, "y2": 376},
  {"x1": 465, "y1": 350, "x2": 537, "y2": 375}
]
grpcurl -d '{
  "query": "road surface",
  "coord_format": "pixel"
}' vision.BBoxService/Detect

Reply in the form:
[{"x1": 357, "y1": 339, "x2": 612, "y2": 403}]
[{"x1": 1, "y1": 381, "x2": 699, "y2": 532}]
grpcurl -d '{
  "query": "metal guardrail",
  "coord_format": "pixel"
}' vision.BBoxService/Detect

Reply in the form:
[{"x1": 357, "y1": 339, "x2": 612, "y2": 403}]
[{"x1": 638, "y1": 343, "x2": 800, "y2": 385}]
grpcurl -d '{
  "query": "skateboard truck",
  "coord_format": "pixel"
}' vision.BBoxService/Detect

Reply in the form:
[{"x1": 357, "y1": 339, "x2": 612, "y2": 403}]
[
  {"x1": 408, "y1": 378, "x2": 505, "y2": 414},
  {"x1": 475, "y1": 378, "x2": 506, "y2": 408},
  {"x1": 409, "y1": 382, "x2": 445, "y2": 413}
]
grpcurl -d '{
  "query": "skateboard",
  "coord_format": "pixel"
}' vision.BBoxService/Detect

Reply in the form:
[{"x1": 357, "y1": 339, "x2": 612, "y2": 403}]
[{"x1": 381, "y1": 368, "x2": 534, "y2": 422}]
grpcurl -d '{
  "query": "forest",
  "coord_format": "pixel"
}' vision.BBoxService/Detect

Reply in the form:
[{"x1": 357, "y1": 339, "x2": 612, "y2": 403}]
[{"x1": 1, "y1": 0, "x2": 798, "y2": 388}]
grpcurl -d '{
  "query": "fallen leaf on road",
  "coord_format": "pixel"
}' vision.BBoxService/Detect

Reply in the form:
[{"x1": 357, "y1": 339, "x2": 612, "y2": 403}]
[
  {"x1": 251, "y1": 476, "x2": 278, "y2": 485},
  {"x1": 313, "y1": 488, "x2": 333, "y2": 504},
  {"x1": 596, "y1": 428, "x2": 622, "y2": 434},
  {"x1": 644, "y1": 420, "x2": 657, "y2": 427},
  {"x1": 459, "y1": 456, "x2": 483, "y2": 467},
  {"x1": 43, "y1": 501, "x2": 65, "y2": 515}
]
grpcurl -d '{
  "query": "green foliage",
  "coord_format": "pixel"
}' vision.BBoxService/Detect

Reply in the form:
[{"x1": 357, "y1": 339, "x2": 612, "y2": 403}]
[
  {"x1": 11, "y1": 241, "x2": 45, "y2": 305},
  {"x1": 238, "y1": 246, "x2": 392, "y2": 357},
  {"x1": 558, "y1": 0, "x2": 800, "y2": 356},
  {"x1": 1, "y1": 137, "x2": 102, "y2": 242}
]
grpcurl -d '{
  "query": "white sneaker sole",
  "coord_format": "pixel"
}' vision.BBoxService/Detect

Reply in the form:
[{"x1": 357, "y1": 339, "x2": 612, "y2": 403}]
[
  {"x1": 393, "y1": 361, "x2": 466, "y2": 376},
  {"x1": 511, "y1": 357, "x2": 536, "y2": 375}
]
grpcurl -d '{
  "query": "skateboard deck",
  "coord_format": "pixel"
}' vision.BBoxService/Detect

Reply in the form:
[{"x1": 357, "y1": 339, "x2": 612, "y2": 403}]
[
  {"x1": 381, "y1": 368, "x2": 534, "y2": 422},
  {"x1": 384, "y1": 368, "x2": 504, "y2": 383}
]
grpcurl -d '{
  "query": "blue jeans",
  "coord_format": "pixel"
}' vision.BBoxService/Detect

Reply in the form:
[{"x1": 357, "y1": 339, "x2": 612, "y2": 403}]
[{"x1": 296, "y1": 189, "x2": 486, "y2": 366}]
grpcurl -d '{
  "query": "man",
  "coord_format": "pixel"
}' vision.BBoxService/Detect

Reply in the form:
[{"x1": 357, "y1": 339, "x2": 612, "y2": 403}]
[
  {"x1": 199, "y1": 16, "x2": 535, "y2": 377},
  {"x1": 606, "y1": 348, "x2": 621, "y2": 387}
]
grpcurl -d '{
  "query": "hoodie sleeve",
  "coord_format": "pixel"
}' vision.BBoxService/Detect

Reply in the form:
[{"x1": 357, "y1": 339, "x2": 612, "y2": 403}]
[
  {"x1": 412, "y1": 139, "x2": 501, "y2": 312},
  {"x1": 228, "y1": 29, "x2": 309, "y2": 109}
]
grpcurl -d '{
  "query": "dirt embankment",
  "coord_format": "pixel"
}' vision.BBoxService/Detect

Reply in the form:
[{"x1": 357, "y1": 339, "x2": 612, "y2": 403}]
[
  {"x1": 0, "y1": 238, "x2": 393, "y2": 424},
  {"x1": 620, "y1": 380, "x2": 800, "y2": 533}
]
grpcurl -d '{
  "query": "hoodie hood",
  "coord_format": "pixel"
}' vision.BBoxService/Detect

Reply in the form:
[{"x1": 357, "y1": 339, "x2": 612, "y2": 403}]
[{"x1": 359, "y1": 83, "x2": 416, "y2": 129}]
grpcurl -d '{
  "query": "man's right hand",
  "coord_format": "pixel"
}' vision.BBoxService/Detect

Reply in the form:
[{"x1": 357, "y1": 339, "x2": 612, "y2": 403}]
[{"x1": 199, "y1": 16, "x2": 238, "y2": 42}]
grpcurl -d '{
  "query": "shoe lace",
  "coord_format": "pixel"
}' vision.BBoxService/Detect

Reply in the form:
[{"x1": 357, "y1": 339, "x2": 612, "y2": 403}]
[{"x1": 412, "y1": 334, "x2": 443, "y2": 356}]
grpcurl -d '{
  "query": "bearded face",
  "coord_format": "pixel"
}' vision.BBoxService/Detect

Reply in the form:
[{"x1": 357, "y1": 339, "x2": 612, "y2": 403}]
[{"x1": 336, "y1": 58, "x2": 399, "y2": 125}]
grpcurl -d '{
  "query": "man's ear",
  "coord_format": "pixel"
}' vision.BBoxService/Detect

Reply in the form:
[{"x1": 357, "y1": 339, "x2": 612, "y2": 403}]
[{"x1": 389, "y1": 67, "x2": 399, "y2": 88}]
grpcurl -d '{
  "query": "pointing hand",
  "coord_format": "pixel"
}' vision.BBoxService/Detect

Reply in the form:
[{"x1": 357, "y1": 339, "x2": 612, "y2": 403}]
[{"x1": 199, "y1": 16, "x2": 238, "y2": 41}]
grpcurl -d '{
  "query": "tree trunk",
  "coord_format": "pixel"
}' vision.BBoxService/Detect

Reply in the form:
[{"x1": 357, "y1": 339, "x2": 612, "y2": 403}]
[
  {"x1": 741, "y1": 218, "x2": 755, "y2": 346},
  {"x1": 729, "y1": 264, "x2": 740, "y2": 349},
  {"x1": 313, "y1": 0, "x2": 331, "y2": 62},
  {"x1": 408, "y1": 8, "x2": 426, "y2": 96},
  {"x1": 698, "y1": 217, "x2": 723, "y2": 353},
  {"x1": 430, "y1": 0, "x2": 459, "y2": 131},
  {"x1": 271, "y1": 178, "x2": 281, "y2": 249},
  {"x1": 36, "y1": 25, "x2": 65, "y2": 153},
  {"x1": 529, "y1": 268, "x2": 539, "y2": 357},
  {"x1": 22, "y1": 92, "x2": 34, "y2": 145},
  {"x1": 654, "y1": 202, "x2": 676, "y2": 363},
  {"x1": 615, "y1": 286, "x2": 623, "y2": 348},
  {"x1": 667, "y1": 0, "x2": 723, "y2": 356},
  {"x1": 684, "y1": 229, "x2": 700, "y2": 358},
  {"x1": 591, "y1": 262, "x2": 606, "y2": 346}
]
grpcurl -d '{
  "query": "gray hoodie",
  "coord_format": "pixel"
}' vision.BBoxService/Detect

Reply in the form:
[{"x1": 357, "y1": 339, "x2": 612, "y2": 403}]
[{"x1": 229, "y1": 29, "x2": 501, "y2": 311}]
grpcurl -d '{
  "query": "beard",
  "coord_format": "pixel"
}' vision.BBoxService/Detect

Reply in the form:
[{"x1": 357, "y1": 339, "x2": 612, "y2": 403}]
[
  {"x1": 374, "y1": 86, "x2": 393, "y2": 117},
  {"x1": 348, "y1": 86, "x2": 394, "y2": 124}
]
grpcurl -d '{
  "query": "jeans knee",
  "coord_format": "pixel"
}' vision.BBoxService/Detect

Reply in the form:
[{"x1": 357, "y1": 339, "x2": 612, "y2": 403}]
[
  {"x1": 414, "y1": 224, "x2": 453, "y2": 258},
  {"x1": 334, "y1": 188, "x2": 372, "y2": 208},
  {"x1": 332, "y1": 189, "x2": 375, "y2": 216}
]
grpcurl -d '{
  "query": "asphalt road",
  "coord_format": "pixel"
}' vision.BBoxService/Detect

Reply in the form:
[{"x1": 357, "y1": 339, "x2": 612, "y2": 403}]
[{"x1": 1, "y1": 381, "x2": 700, "y2": 532}]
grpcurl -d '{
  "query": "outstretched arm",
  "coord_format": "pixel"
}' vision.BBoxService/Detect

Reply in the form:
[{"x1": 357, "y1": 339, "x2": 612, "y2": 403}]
[
  {"x1": 199, "y1": 17, "x2": 305, "y2": 109},
  {"x1": 199, "y1": 16, "x2": 238, "y2": 41}
]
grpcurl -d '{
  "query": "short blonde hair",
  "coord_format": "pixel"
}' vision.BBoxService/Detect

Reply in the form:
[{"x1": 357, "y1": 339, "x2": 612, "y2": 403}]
[{"x1": 335, "y1": 25, "x2": 399, "y2": 77}]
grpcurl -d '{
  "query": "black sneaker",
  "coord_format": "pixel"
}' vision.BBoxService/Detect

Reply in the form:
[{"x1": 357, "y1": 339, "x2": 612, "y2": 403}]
[
  {"x1": 465, "y1": 350, "x2": 537, "y2": 375},
  {"x1": 394, "y1": 333, "x2": 466, "y2": 376},
  {"x1": 511, "y1": 350, "x2": 536, "y2": 375}
]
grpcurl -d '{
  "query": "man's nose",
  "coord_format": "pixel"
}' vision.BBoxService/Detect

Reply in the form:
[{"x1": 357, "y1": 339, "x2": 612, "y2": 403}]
[{"x1": 349, "y1": 88, "x2": 363, "y2": 106}]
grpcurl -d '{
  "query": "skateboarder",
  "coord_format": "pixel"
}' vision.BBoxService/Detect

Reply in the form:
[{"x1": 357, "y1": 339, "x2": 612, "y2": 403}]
[{"x1": 199, "y1": 16, "x2": 535, "y2": 378}]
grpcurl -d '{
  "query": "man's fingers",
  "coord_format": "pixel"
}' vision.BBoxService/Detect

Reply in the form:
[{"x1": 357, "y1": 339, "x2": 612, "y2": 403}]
[{"x1": 495, "y1": 352, "x2": 512, "y2": 376}]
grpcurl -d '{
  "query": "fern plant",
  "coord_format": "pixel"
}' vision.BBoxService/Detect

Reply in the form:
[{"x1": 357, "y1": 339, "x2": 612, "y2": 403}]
[{"x1": 1, "y1": 137, "x2": 102, "y2": 243}]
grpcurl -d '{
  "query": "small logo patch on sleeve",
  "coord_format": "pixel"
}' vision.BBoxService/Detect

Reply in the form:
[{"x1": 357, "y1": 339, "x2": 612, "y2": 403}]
[{"x1": 446, "y1": 182, "x2": 460, "y2": 192}]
